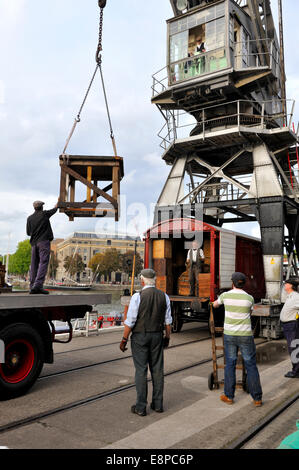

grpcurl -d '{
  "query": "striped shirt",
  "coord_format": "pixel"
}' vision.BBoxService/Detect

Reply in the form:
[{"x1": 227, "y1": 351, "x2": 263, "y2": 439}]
[{"x1": 218, "y1": 289, "x2": 254, "y2": 336}]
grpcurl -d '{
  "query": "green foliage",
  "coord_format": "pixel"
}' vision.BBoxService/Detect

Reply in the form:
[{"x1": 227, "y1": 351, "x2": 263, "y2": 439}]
[
  {"x1": 8, "y1": 240, "x2": 32, "y2": 275},
  {"x1": 120, "y1": 250, "x2": 143, "y2": 276},
  {"x1": 89, "y1": 248, "x2": 121, "y2": 277},
  {"x1": 63, "y1": 253, "x2": 85, "y2": 277}
]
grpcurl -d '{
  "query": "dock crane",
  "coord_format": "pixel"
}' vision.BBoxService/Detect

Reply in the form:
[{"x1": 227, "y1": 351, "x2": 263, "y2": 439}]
[{"x1": 151, "y1": 0, "x2": 298, "y2": 338}]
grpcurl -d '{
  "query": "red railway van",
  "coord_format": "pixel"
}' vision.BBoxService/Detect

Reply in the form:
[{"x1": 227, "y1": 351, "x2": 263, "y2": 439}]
[{"x1": 144, "y1": 218, "x2": 265, "y2": 332}]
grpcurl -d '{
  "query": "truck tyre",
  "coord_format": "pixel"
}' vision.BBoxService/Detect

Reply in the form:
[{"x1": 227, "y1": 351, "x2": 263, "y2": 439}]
[{"x1": 0, "y1": 323, "x2": 45, "y2": 400}]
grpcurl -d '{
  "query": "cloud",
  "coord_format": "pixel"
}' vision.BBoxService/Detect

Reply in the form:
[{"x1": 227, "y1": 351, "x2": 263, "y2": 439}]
[{"x1": 0, "y1": 0, "x2": 26, "y2": 32}]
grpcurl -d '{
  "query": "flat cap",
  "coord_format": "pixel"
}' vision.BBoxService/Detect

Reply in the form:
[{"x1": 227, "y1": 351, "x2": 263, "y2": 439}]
[
  {"x1": 33, "y1": 200, "x2": 45, "y2": 209},
  {"x1": 140, "y1": 268, "x2": 156, "y2": 279},
  {"x1": 285, "y1": 278, "x2": 299, "y2": 287},
  {"x1": 231, "y1": 272, "x2": 246, "y2": 285}
]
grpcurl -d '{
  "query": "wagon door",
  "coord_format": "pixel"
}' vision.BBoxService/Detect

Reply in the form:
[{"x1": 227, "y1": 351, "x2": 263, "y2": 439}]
[{"x1": 219, "y1": 231, "x2": 236, "y2": 290}]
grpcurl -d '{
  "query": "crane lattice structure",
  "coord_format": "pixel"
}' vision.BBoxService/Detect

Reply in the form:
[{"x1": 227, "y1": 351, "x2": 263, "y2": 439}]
[{"x1": 152, "y1": 0, "x2": 299, "y2": 320}]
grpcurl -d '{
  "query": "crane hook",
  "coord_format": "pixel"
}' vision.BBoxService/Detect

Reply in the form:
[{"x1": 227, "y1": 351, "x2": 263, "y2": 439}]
[{"x1": 98, "y1": 0, "x2": 107, "y2": 8}]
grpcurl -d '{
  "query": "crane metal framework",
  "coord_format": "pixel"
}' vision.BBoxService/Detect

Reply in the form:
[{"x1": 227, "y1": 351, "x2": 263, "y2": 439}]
[{"x1": 152, "y1": 0, "x2": 298, "y2": 337}]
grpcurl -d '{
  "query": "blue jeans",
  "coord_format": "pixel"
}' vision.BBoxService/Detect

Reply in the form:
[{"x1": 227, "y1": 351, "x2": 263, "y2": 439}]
[
  {"x1": 223, "y1": 334, "x2": 263, "y2": 401},
  {"x1": 30, "y1": 240, "x2": 51, "y2": 289}
]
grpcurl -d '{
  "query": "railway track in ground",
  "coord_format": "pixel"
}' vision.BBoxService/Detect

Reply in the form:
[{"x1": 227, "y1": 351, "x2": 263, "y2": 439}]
[
  {"x1": 0, "y1": 338, "x2": 269, "y2": 436},
  {"x1": 53, "y1": 325, "x2": 210, "y2": 356},
  {"x1": 40, "y1": 334, "x2": 212, "y2": 379},
  {"x1": 228, "y1": 392, "x2": 299, "y2": 449}
]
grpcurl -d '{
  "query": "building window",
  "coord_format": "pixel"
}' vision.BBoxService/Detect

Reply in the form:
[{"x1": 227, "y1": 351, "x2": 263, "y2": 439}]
[{"x1": 169, "y1": 2, "x2": 227, "y2": 83}]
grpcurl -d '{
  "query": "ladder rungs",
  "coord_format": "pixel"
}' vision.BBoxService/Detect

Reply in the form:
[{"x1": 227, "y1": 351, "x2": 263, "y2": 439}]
[{"x1": 215, "y1": 346, "x2": 224, "y2": 350}]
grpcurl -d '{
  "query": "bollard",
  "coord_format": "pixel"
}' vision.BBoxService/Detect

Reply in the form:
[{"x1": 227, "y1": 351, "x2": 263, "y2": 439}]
[{"x1": 277, "y1": 420, "x2": 299, "y2": 449}]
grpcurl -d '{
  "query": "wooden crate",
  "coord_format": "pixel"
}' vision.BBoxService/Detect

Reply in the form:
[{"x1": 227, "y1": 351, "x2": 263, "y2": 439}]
[
  {"x1": 197, "y1": 273, "x2": 211, "y2": 297},
  {"x1": 177, "y1": 270, "x2": 191, "y2": 296},
  {"x1": 153, "y1": 240, "x2": 172, "y2": 259},
  {"x1": 156, "y1": 275, "x2": 173, "y2": 294},
  {"x1": 203, "y1": 238, "x2": 210, "y2": 267},
  {"x1": 153, "y1": 259, "x2": 173, "y2": 276}
]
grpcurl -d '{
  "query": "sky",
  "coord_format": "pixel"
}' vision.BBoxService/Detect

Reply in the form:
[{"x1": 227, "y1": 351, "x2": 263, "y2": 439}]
[{"x1": 0, "y1": 0, "x2": 298, "y2": 254}]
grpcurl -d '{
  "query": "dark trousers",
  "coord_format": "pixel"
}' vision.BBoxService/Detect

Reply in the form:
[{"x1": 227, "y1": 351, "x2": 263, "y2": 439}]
[
  {"x1": 282, "y1": 321, "x2": 299, "y2": 375},
  {"x1": 30, "y1": 240, "x2": 51, "y2": 289},
  {"x1": 189, "y1": 263, "x2": 199, "y2": 296},
  {"x1": 131, "y1": 332, "x2": 164, "y2": 412}
]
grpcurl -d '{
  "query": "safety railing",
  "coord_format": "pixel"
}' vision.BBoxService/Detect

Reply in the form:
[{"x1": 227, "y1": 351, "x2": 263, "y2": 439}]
[
  {"x1": 186, "y1": 174, "x2": 253, "y2": 204},
  {"x1": 233, "y1": 38, "x2": 279, "y2": 72},
  {"x1": 157, "y1": 99, "x2": 297, "y2": 151},
  {"x1": 152, "y1": 39, "x2": 278, "y2": 98}
]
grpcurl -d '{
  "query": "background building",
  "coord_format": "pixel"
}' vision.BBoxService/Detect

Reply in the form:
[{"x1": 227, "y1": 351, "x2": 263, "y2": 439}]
[{"x1": 53, "y1": 232, "x2": 144, "y2": 282}]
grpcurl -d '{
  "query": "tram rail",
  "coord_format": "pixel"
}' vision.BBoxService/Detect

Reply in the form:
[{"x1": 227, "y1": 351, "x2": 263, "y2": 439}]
[
  {"x1": 0, "y1": 338, "x2": 269, "y2": 437},
  {"x1": 228, "y1": 392, "x2": 299, "y2": 449}
]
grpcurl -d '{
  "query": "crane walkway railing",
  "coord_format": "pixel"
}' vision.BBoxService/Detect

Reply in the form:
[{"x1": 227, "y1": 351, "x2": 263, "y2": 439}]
[{"x1": 157, "y1": 98, "x2": 297, "y2": 151}]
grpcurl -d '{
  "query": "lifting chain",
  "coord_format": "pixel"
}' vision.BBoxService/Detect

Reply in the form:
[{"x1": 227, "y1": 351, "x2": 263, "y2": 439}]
[
  {"x1": 95, "y1": 3, "x2": 105, "y2": 65},
  {"x1": 62, "y1": 0, "x2": 117, "y2": 158}
]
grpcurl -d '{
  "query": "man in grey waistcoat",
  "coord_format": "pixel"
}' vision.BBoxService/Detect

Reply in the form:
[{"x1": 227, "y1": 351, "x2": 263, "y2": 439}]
[{"x1": 120, "y1": 269, "x2": 172, "y2": 416}]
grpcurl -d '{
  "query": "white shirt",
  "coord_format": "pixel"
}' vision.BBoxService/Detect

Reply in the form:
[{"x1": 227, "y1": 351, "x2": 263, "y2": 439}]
[
  {"x1": 280, "y1": 291, "x2": 299, "y2": 322},
  {"x1": 187, "y1": 248, "x2": 204, "y2": 263},
  {"x1": 124, "y1": 286, "x2": 172, "y2": 329}
]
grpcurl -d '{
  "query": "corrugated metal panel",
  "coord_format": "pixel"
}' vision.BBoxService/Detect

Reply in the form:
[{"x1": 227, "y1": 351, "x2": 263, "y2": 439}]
[{"x1": 220, "y1": 231, "x2": 236, "y2": 289}]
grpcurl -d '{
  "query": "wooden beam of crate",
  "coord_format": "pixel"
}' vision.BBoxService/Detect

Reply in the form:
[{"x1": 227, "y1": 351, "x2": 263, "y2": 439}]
[{"x1": 60, "y1": 164, "x2": 118, "y2": 208}]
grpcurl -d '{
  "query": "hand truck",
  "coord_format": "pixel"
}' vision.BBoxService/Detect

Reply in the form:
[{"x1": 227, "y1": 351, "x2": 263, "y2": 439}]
[{"x1": 208, "y1": 303, "x2": 249, "y2": 392}]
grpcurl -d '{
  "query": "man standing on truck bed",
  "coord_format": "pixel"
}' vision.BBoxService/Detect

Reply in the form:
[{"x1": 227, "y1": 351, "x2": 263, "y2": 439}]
[
  {"x1": 186, "y1": 240, "x2": 205, "y2": 296},
  {"x1": 26, "y1": 200, "x2": 58, "y2": 295},
  {"x1": 213, "y1": 272, "x2": 263, "y2": 407},
  {"x1": 119, "y1": 268, "x2": 172, "y2": 416}
]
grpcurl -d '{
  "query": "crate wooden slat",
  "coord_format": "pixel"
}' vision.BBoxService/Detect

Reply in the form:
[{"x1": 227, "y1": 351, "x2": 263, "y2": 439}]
[
  {"x1": 58, "y1": 155, "x2": 124, "y2": 221},
  {"x1": 197, "y1": 273, "x2": 211, "y2": 297},
  {"x1": 152, "y1": 240, "x2": 172, "y2": 259}
]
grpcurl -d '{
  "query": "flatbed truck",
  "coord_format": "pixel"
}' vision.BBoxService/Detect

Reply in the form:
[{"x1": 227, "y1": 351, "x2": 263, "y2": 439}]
[{"x1": 0, "y1": 292, "x2": 111, "y2": 400}]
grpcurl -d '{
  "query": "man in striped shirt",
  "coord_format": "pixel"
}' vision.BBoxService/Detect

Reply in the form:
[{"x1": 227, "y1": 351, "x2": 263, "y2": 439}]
[{"x1": 213, "y1": 272, "x2": 263, "y2": 406}]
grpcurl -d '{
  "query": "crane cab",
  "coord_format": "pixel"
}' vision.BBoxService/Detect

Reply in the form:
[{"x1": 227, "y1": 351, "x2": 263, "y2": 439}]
[{"x1": 152, "y1": 0, "x2": 281, "y2": 110}]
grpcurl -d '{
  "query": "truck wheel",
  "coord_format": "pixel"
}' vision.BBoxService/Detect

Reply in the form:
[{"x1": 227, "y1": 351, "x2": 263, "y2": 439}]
[{"x1": 0, "y1": 323, "x2": 44, "y2": 400}]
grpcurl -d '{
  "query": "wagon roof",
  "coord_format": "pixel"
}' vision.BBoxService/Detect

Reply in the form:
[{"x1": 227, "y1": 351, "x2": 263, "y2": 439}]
[{"x1": 145, "y1": 218, "x2": 261, "y2": 243}]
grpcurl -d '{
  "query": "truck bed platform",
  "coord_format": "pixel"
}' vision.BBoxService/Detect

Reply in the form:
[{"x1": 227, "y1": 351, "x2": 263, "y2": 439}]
[
  {"x1": 169, "y1": 295, "x2": 209, "y2": 302},
  {"x1": 0, "y1": 293, "x2": 111, "y2": 310}
]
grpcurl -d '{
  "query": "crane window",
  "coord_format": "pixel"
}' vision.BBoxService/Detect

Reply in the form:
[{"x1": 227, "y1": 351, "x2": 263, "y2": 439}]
[{"x1": 169, "y1": 2, "x2": 227, "y2": 83}]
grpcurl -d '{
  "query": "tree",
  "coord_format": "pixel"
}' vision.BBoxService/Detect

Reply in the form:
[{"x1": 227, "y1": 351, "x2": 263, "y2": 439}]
[
  {"x1": 120, "y1": 250, "x2": 143, "y2": 277},
  {"x1": 63, "y1": 253, "x2": 85, "y2": 278},
  {"x1": 89, "y1": 248, "x2": 121, "y2": 279},
  {"x1": 48, "y1": 251, "x2": 59, "y2": 279},
  {"x1": 89, "y1": 252, "x2": 105, "y2": 274},
  {"x1": 8, "y1": 240, "x2": 31, "y2": 275}
]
